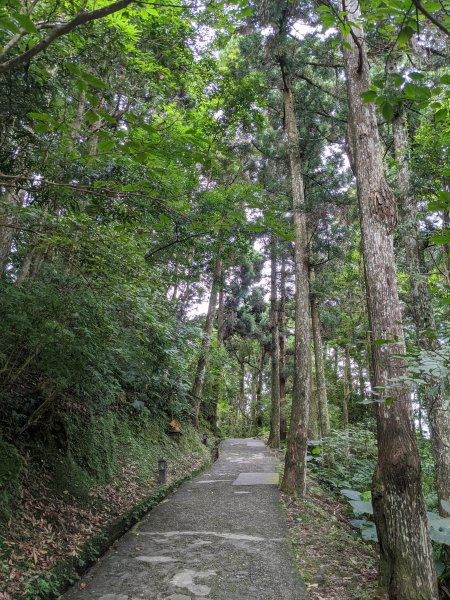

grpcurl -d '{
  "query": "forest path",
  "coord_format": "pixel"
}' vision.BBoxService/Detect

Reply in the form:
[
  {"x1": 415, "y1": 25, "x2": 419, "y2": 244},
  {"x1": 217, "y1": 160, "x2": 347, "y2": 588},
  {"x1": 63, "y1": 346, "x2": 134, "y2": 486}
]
[{"x1": 62, "y1": 438, "x2": 308, "y2": 600}]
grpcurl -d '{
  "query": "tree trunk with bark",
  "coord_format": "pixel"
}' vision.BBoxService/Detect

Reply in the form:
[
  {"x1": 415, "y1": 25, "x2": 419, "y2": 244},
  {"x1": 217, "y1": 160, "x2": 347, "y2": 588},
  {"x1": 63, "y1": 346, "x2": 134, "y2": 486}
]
[
  {"x1": 279, "y1": 253, "x2": 287, "y2": 441},
  {"x1": 217, "y1": 282, "x2": 225, "y2": 345},
  {"x1": 343, "y1": 345, "x2": 351, "y2": 429},
  {"x1": 334, "y1": 346, "x2": 339, "y2": 379},
  {"x1": 442, "y1": 206, "x2": 450, "y2": 287},
  {"x1": 0, "y1": 218, "x2": 15, "y2": 276},
  {"x1": 0, "y1": 189, "x2": 22, "y2": 277},
  {"x1": 268, "y1": 236, "x2": 281, "y2": 448},
  {"x1": 341, "y1": 1, "x2": 437, "y2": 596},
  {"x1": 191, "y1": 252, "x2": 222, "y2": 429},
  {"x1": 238, "y1": 362, "x2": 246, "y2": 425},
  {"x1": 255, "y1": 347, "x2": 265, "y2": 432},
  {"x1": 308, "y1": 376, "x2": 319, "y2": 440},
  {"x1": 310, "y1": 285, "x2": 331, "y2": 437},
  {"x1": 358, "y1": 357, "x2": 366, "y2": 400},
  {"x1": 279, "y1": 59, "x2": 312, "y2": 497},
  {"x1": 393, "y1": 111, "x2": 450, "y2": 517}
]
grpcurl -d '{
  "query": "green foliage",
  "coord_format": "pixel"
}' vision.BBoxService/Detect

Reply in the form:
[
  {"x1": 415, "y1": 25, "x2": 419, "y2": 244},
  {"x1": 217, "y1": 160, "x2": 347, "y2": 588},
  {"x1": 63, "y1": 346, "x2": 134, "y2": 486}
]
[
  {"x1": 309, "y1": 426, "x2": 377, "y2": 493},
  {"x1": 0, "y1": 267, "x2": 195, "y2": 437},
  {"x1": 343, "y1": 489, "x2": 450, "y2": 548}
]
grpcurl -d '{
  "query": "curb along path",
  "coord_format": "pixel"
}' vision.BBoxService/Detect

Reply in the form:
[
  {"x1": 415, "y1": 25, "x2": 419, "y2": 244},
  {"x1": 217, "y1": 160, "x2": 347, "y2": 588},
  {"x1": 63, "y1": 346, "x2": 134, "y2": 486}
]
[{"x1": 63, "y1": 438, "x2": 308, "y2": 600}]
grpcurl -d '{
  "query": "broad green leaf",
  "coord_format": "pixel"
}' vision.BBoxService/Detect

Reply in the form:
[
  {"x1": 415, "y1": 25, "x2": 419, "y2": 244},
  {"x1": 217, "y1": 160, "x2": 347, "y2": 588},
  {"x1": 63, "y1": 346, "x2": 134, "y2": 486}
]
[
  {"x1": 349, "y1": 500, "x2": 374, "y2": 515},
  {"x1": 65, "y1": 63, "x2": 108, "y2": 90},
  {"x1": 435, "y1": 108, "x2": 448, "y2": 121},
  {"x1": 397, "y1": 26, "x2": 415, "y2": 47},
  {"x1": 361, "y1": 90, "x2": 378, "y2": 103},
  {"x1": 341, "y1": 489, "x2": 361, "y2": 501},
  {"x1": 28, "y1": 112, "x2": 54, "y2": 122},
  {"x1": 427, "y1": 512, "x2": 450, "y2": 545},
  {"x1": 381, "y1": 101, "x2": 394, "y2": 122},
  {"x1": 361, "y1": 524, "x2": 378, "y2": 541},
  {"x1": 15, "y1": 13, "x2": 38, "y2": 33},
  {"x1": 431, "y1": 232, "x2": 450, "y2": 245},
  {"x1": 0, "y1": 16, "x2": 20, "y2": 33}
]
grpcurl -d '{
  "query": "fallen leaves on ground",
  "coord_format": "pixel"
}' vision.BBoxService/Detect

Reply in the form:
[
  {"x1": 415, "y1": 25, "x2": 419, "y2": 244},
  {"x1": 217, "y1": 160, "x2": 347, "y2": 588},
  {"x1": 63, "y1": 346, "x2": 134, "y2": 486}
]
[
  {"x1": 0, "y1": 451, "x2": 206, "y2": 598},
  {"x1": 283, "y1": 478, "x2": 387, "y2": 600}
]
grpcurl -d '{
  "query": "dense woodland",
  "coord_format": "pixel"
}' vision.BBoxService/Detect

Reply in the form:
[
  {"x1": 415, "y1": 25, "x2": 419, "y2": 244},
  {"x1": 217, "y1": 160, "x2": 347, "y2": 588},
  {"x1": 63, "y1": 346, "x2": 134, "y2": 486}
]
[{"x1": 0, "y1": 0, "x2": 449, "y2": 598}]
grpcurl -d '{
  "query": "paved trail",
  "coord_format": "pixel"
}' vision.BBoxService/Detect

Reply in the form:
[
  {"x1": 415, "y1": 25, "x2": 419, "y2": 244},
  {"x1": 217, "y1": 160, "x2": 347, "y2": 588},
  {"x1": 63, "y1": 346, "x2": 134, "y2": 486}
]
[{"x1": 63, "y1": 438, "x2": 307, "y2": 600}]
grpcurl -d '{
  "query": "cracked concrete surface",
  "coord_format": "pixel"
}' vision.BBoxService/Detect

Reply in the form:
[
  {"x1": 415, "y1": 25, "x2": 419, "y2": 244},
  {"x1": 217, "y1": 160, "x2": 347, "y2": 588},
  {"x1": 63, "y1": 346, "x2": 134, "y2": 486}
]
[{"x1": 62, "y1": 438, "x2": 307, "y2": 600}]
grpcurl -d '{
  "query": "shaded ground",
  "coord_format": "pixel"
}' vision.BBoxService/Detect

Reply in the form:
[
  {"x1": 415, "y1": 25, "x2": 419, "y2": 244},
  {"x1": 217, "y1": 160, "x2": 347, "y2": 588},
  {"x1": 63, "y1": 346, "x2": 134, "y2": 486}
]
[
  {"x1": 62, "y1": 438, "x2": 307, "y2": 600},
  {"x1": 284, "y1": 479, "x2": 387, "y2": 600},
  {"x1": 0, "y1": 446, "x2": 207, "y2": 599}
]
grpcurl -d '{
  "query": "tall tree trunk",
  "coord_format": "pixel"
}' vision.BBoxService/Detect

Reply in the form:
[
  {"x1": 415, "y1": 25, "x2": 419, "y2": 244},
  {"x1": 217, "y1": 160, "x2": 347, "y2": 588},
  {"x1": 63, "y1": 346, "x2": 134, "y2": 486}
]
[
  {"x1": 308, "y1": 376, "x2": 319, "y2": 440},
  {"x1": 238, "y1": 362, "x2": 246, "y2": 423},
  {"x1": 30, "y1": 250, "x2": 47, "y2": 279},
  {"x1": 334, "y1": 345, "x2": 339, "y2": 379},
  {"x1": 268, "y1": 236, "x2": 281, "y2": 448},
  {"x1": 171, "y1": 258, "x2": 179, "y2": 300},
  {"x1": 393, "y1": 111, "x2": 450, "y2": 517},
  {"x1": 0, "y1": 217, "x2": 15, "y2": 276},
  {"x1": 310, "y1": 285, "x2": 331, "y2": 437},
  {"x1": 217, "y1": 282, "x2": 225, "y2": 345},
  {"x1": 417, "y1": 390, "x2": 424, "y2": 439},
  {"x1": 207, "y1": 271, "x2": 226, "y2": 434},
  {"x1": 343, "y1": 345, "x2": 351, "y2": 429},
  {"x1": 250, "y1": 366, "x2": 257, "y2": 433},
  {"x1": 177, "y1": 254, "x2": 194, "y2": 320},
  {"x1": 279, "y1": 253, "x2": 287, "y2": 441},
  {"x1": 191, "y1": 252, "x2": 222, "y2": 429},
  {"x1": 71, "y1": 92, "x2": 86, "y2": 142},
  {"x1": 0, "y1": 189, "x2": 22, "y2": 276},
  {"x1": 279, "y1": 59, "x2": 312, "y2": 497},
  {"x1": 15, "y1": 246, "x2": 35, "y2": 286},
  {"x1": 442, "y1": 206, "x2": 450, "y2": 287},
  {"x1": 358, "y1": 357, "x2": 366, "y2": 400},
  {"x1": 341, "y1": 3, "x2": 437, "y2": 597},
  {"x1": 255, "y1": 347, "x2": 265, "y2": 432}
]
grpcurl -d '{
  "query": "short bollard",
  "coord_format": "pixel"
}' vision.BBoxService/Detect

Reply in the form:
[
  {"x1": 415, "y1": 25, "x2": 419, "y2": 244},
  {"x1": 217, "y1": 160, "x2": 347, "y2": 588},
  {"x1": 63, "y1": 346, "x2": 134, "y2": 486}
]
[
  {"x1": 201, "y1": 433, "x2": 208, "y2": 447},
  {"x1": 158, "y1": 458, "x2": 167, "y2": 484}
]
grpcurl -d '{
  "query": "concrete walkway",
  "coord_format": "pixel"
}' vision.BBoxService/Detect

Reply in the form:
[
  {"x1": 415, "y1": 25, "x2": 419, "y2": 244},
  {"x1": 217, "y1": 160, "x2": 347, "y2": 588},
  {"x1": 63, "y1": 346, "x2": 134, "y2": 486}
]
[{"x1": 63, "y1": 438, "x2": 307, "y2": 600}]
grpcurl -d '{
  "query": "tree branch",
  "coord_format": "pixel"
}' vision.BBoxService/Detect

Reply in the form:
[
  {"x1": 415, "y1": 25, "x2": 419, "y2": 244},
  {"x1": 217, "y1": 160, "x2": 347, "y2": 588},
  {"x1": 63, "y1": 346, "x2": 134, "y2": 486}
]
[
  {"x1": 410, "y1": 0, "x2": 450, "y2": 36},
  {"x1": 0, "y1": 0, "x2": 137, "y2": 74}
]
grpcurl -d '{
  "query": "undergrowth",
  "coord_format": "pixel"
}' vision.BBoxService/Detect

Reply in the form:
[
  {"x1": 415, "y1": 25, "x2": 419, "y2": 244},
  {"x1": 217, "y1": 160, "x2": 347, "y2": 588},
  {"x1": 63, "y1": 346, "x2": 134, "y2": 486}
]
[{"x1": 0, "y1": 411, "x2": 210, "y2": 599}]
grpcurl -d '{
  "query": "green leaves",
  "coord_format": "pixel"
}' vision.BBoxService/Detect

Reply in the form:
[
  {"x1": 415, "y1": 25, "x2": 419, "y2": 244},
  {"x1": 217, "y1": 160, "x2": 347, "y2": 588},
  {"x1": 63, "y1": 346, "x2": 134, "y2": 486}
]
[
  {"x1": 380, "y1": 100, "x2": 394, "y2": 122},
  {"x1": 360, "y1": 86, "x2": 397, "y2": 122},
  {"x1": 64, "y1": 63, "x2": 108, "y2": 90},
  {"x1": 343, "y1": 490, "x2": 450, "y2": 546},
  {"x1": 349, "y1": 499, "x2": 374, "y2": 515},
  {"x1": 341, "y1": 489, "x2": 362, "y2": 501},
  {"x1": 397, "y1": 25, "x2": 415, "y2": 47},
  {"x1": 361, "y1": 90, "x2": 378, "y2": 103},
  {"x1": 317, "y1": 5, "x2": 336, "y2": 32},
  {"x1": 14, "y1": 13, "x2": 38, "y2": 34},
  {"x1": 427, "y1": 512, "x2": 450, "y2": 545}
]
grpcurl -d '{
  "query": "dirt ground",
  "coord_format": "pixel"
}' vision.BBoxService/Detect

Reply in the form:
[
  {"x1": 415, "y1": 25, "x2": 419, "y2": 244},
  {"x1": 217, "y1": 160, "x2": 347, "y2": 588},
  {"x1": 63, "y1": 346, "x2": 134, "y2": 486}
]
[{"x1": 283, "y1": 478, "x2": 388, "y2": 600}]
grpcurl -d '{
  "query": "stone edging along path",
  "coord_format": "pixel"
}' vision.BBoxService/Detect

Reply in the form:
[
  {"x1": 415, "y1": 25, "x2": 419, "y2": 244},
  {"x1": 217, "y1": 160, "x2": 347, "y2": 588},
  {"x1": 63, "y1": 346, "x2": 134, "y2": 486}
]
[
  {"x1": 44, "y1": 452, "x2": 213, "y2": 599},
  {"x1": 62, "y1": 438, "x2": 308, "y2": 600}
]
